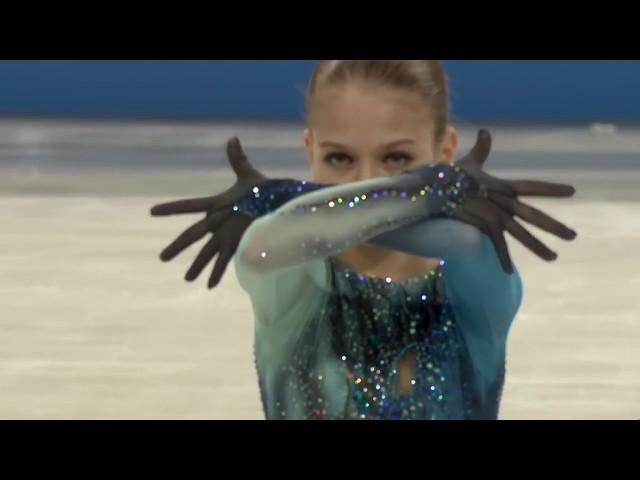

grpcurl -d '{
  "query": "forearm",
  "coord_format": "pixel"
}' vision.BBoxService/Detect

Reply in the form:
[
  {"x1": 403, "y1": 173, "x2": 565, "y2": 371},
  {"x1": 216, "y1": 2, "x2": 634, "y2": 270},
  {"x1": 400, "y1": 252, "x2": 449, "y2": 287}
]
[{"x1": 236, "y1": 165, "x2": 478, "y2": 273}]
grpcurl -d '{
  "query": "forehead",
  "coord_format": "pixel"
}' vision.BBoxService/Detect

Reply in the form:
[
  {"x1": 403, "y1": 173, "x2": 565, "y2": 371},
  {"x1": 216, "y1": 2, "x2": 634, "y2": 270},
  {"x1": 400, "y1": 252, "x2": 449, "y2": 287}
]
[{"x1": 309, "y1": 83, "x2": 433, "y2": 145}]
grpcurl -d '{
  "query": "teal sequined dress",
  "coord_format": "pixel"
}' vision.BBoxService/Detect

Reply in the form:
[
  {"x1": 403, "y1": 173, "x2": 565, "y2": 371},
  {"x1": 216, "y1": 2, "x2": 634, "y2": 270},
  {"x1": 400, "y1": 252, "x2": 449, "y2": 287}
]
[
  {"x1": 267, "y1": 260, "x2": 505, "y2": 420},
  {"x1": 235, "y1": 166, "x2": 522, "y2": 420}
]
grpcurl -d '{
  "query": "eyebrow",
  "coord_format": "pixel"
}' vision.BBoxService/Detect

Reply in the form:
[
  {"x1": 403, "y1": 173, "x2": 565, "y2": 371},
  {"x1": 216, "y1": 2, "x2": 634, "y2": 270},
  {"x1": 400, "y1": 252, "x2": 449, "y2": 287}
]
[{"x1": 320, "y1": 139, "x2": 416, "y2": 149}]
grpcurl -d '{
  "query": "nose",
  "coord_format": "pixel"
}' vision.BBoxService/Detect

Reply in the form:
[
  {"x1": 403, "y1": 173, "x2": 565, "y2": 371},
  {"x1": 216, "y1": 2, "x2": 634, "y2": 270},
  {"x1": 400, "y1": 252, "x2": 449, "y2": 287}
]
[{"x1": 352, "y1": 159, "x2": 387, "y2": 182}]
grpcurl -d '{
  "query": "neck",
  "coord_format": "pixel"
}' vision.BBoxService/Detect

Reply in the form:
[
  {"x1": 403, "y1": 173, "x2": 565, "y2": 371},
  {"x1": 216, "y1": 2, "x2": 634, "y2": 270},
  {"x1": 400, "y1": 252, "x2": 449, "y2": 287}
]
[{"x1": 334, "y1": 244, "x2": 441, "y2": 282}]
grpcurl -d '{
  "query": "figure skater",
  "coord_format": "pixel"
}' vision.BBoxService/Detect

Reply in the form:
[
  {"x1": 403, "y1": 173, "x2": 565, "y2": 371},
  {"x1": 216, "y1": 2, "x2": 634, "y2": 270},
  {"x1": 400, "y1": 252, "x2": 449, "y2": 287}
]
[{"x1": 151, "y1": 60, "x2": 577, "y2": 420}]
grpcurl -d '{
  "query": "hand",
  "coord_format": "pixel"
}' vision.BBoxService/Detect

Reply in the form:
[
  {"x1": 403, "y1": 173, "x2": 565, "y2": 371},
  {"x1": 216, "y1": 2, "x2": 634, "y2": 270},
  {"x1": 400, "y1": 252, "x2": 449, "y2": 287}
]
[
  {"x1": 452, "y1": 129, "x2": 577, "y2": 274},
  {"x1": 150, "y1": 138, "x2": 267, "y2": 288}
]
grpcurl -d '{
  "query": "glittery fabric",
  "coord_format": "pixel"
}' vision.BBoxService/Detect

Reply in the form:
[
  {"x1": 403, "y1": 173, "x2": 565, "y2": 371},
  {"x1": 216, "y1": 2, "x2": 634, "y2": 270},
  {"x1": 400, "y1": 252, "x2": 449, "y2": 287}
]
[
  {"x1": 235, "y1": 165, "x2": 479, "y2": 275},
  {"x1": 235, "y1": 164, "x2": 478, "y2": 220},
  {"x1": 287, "y1": 164, "x2": 479, "y2": 218},
  {"x1": 269, "y1": 260, "x2": 504, "y2": 420},
  {"x1": 234, "y1": 179, "x2": 323, "y2": 218},
  {"x1": 233, "y1": 167, "x2": 521, "y2": 421}
]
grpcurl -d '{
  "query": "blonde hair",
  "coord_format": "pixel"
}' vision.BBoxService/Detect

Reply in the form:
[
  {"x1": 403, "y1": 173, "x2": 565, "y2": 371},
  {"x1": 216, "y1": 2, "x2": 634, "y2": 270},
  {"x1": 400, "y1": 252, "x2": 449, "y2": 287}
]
[{"x1": 307, "y1": 60, "x2": 450, "y2": 141}]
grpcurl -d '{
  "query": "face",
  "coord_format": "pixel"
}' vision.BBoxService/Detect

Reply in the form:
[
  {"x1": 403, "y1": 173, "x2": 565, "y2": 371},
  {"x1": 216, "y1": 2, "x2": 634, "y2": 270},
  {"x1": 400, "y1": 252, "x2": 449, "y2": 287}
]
[{"x1": 304, "y1": 82, "x2": 459, "y2": 185}]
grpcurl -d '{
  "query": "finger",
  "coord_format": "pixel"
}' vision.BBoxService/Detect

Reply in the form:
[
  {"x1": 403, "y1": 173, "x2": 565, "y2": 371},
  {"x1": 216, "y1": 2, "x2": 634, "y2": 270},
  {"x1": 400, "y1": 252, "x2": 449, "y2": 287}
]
[
  {"x1": 509, "y1": 180, "x2": 576, "y2": 198},
  {"x1": 227, "y1": 137, "x2": 262, "y2": 179},
  {"x1": 482, "y1": 173, "x2": 518, "y2": 197},
  {"x1": 160, "y1": 210, "x2": 231, "y2": 262},
  {"x1": 208, "y1": 248, "x2": 235, "y2": 289},
  {"x1": 456, "y1": 209, "x2": 513, "y2": 274},
  {"x1": 186, "y1": 236, "x2": 221, "y2": 282},
  {"x1": 459, "y1": 129, "x2": 492, "y2": 169},
  {"x1": 489, "y1": 222, "x2": 513, "y2": 274},
  {"x1": 160, "y1": 217, "x2": 210, "y2": 262},
  {"x1": 453, "y1": 210, "x2": 489, "y2": 235},
  {"x1": 151, "y1": 197, "x2": 216, "y2": 216},
  {"x1": 460, "y1": 200, "x2": 515, "y2": 273},
  {"x1": 469, "y1": 129, "x2": 492, "y2": 167},
  {"x1": 208, "y1": 215, "x2": 255, "y2": 288},
  {"x1": 503, "y1": 215, "x2": 558, "y2": 262},
  {"x1": 489, "y1": 192, "x2": 577, "y2": 240}
]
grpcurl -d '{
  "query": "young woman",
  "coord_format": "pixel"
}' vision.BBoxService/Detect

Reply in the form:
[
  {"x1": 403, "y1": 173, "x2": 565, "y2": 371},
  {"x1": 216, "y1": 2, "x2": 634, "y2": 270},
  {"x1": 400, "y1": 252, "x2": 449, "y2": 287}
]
[{"x1": 152, "y1": 60, "x2": 577, "y2": 419}]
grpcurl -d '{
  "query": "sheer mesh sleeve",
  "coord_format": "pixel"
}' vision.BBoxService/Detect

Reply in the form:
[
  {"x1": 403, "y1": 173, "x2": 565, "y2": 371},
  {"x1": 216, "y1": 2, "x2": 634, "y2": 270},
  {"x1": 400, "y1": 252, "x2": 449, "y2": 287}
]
[{"x1": 235, "y1": 164, "x2": 480, "y2": 275}]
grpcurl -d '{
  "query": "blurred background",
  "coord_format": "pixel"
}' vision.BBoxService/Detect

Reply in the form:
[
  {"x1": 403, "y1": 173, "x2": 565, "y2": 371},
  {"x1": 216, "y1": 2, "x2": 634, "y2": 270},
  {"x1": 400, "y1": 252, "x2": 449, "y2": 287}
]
[
  {"x1": 0, "y1": 60, "x2": 638, "y2": 419},
  {"x1": 2, "y1": 60, "x2": 640, "y2": 121}
]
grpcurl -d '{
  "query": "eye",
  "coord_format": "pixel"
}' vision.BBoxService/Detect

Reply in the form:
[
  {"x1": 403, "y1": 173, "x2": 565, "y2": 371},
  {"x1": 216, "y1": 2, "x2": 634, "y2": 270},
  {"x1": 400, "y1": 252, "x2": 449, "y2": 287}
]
[
  {"x1": 324, "y1": 153, "x2": 354, "y2": 168},
  {"x1": 383, "y1": 152, "x2": 414, "y2": 168}
]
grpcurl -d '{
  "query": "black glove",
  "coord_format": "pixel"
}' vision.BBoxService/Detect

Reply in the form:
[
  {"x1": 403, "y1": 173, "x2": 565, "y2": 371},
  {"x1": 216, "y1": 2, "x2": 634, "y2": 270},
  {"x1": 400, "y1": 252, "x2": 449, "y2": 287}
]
[
  {"x1": 448, "y1": 129, "x2": 577, "y2": 273},
  {"x1": 150, "y1": 138, "x2": 266, "y2": 288}
]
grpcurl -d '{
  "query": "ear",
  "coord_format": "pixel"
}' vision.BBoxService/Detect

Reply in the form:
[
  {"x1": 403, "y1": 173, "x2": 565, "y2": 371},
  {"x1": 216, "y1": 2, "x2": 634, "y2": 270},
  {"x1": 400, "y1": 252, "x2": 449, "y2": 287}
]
[
  {"x1": 438, "y1": 126, "x2": 459, "y2": 165},
  {"x1": 303, "y1": 128, "x2": 315, "y2": 168}
]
